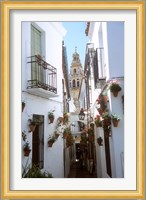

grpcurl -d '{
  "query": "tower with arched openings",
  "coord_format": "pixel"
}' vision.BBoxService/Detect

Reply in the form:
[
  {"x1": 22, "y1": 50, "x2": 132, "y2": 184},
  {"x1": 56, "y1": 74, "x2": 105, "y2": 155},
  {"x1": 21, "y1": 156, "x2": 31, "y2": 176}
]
[{"x1": 69, "y1": 47, "x2": 83, "y2": 111}]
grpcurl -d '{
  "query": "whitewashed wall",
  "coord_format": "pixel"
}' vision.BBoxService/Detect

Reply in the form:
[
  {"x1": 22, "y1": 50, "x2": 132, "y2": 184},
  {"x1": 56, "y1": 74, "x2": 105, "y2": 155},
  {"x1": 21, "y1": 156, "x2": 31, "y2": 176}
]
[
  {"x1": 22, "y1": 22, "x2": 67, "y2": 178},
  {"x1": 88, "y1": 22, "x2": 124, "y2": 178}
]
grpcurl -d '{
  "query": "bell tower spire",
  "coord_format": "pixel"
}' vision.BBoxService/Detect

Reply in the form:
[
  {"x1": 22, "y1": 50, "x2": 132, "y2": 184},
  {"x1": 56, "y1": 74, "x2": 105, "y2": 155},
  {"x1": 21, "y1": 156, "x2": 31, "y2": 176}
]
[{"x1": 69, "y1": 47, "x2": 83, "y2": 111}]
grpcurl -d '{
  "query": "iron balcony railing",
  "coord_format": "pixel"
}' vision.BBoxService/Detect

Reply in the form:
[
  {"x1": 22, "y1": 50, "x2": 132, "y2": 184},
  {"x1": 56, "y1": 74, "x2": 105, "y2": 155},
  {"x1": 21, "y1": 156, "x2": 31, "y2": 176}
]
[{"x1": 27, "y1": 55, "x2": 57, "y2": 94}]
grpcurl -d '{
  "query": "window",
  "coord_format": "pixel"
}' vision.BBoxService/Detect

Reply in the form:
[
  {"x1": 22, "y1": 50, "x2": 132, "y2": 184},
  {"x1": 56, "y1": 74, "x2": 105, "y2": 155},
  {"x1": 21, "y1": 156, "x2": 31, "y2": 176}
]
[
  {"x1": 74, "y1": 69, "x2": 76, "y2": 74},
  {"x1": 72, "y1": 79, "x2": 76, "y2": 87},
  {"x1": 31, "y1": 24, "x2": 44, "y2": 83}
]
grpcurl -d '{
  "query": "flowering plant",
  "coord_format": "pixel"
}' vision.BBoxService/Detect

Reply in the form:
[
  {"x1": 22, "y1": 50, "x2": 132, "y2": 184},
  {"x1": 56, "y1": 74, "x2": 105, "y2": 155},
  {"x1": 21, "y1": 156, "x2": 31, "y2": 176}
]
[{"x1": 111, "y1": 113, "x2": 120, "y2": 121}]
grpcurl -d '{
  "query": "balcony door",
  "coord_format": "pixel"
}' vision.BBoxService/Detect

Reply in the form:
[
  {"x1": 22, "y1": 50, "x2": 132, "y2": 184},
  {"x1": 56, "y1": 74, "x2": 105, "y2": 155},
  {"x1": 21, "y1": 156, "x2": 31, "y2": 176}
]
[{"x1": 31, "y1": 24, "x2": 44, "y2": 84}]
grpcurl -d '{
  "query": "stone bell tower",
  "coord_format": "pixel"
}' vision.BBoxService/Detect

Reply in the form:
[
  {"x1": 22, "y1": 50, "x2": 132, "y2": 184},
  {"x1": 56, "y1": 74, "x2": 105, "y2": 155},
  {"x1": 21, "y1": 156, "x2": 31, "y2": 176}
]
[{"x1": 70, "y1": 47, "x2": 83, "y2": 111}]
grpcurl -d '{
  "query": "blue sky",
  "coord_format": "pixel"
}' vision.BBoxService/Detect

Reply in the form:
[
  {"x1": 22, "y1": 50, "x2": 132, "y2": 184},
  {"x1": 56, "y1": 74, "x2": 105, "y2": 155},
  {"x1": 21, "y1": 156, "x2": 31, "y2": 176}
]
[{"x1": 63, "y1": 22, "x2": 89, "y2": 71}]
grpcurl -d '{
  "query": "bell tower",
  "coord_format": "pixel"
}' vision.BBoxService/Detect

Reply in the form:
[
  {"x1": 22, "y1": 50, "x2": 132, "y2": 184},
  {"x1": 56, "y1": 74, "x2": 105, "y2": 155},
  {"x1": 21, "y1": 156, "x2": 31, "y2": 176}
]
[{"x1": 70, "y1": 47, "x2": 83, "y2": 111}]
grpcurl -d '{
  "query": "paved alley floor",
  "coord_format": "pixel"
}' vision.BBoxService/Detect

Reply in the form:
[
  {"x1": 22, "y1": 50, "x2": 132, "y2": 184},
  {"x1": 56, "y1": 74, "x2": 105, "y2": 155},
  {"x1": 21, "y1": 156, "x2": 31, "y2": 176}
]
[{"x1": 68, "y1": 161, "x2": 97, "y2": 178}]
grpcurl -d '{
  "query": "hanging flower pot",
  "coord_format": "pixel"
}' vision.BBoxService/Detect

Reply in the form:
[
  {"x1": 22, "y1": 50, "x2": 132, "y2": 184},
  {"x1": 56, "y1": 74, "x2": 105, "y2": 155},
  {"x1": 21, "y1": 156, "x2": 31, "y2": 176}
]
[
  {"x1": 48, "y1": 141, "x2": 54, "y2": 147},
  {"x1": 97, "y1": 108, "x2": 104, "y2": 116},
  {"x1": 48, "y1": 136, "x2": 56, "y2": 147},
  {"x1": 94, "y1": 118, "x2": 102, "y2": 127},
  {"x1": 111, "y1": 113, "x2": 120, "y2": 127},
  {"x1": 54, "y1": 132, "x2": 59, "y2": 139},
  {"x1": 63, "y1": 113, "x2": 69, "y2": 124},
  {"x1": 57, "y1": 117, "x2": 63, "y2": 124},
  {"x1": 28, "y1": 121, "x2": 36, "y2": 132},
  {"x1": 97, "y1": 137, "x2": 103, "y2": 146},
  {"x1": 48, "y1": 115, "x2": 54, "y2": 123},
  {"x1": 48, "y1": 110, "x2": 55, "y2": 124},
  {"x1": 23, "y1": 142, "x2": 31, "y2": 157},
  {"x1": 22, "y1": 101, "x2": 25, "y2": 112},
  {"x1": 63, "y1": 132, "x2": 68, "y2": 139},
  {"x1": 109, "y1": 82, "x2": 122, "y2": 97},
  {"x1": 103, "y1": 95, "x2": 108, "y2": 103},
  {"x1": 112, "y1": 91, "x2": 119, "y2": 97}
]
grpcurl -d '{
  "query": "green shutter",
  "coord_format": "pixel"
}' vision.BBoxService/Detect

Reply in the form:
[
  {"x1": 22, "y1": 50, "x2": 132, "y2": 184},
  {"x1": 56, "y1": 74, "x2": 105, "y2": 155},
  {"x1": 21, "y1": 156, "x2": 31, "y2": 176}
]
[{"x1": 31, "y1": 25, "x2": 44, "y2": 83}]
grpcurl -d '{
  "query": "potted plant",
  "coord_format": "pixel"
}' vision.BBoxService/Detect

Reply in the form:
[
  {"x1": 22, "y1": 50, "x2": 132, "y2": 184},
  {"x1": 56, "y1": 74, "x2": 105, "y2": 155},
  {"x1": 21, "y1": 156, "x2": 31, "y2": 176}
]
[
  {"x1": 22, "y1": 101, "x2": 25, "y2": 112},
  {"x1": 94, "y1": 118, "x2": 102, "y2": 127},
  {"x1": 66, "y1": 133, "x2": 74, "y2": 147},
  {"x1": 48, "y1": 135, "x2": 56, "y2": 147},
  {"x1": 63, "y1": 128, "x2": 70, "y2": 139},
  {"x1": 57, "y1": 117, "x2": 63, "y2": 125},
  {"x1": 23, "y1": 141, "x2": 31, "y2": 157},
  {"x1": 54, "y1": 131, "x2": 60, "y2": 139},
  {"x1": 111, "y1": 113, "x2": 120, "y2": 127},
  {"x1": 97, "y1": 107, "x2": 104, "y2": 116},
  {"x1": 109, "y1": 81, "x2": 122, "y2": 97},
  {"x1": 48, "y1": 110, "x2": 55, "y2": 124},
  {"x1": 97, "y1": 137, "x2": 103, "y2": 146},
  {"x1": 102, "y1": 112, "x2": 111, "y2": 126},
  {"x1": 63, "y1": 112, "x2": 69, "y2": 124},
  {"x1": 28, "y1": 119, "x2": 36, "y2": 132},
  {"x1": 99, "y1": 94, "x2": 108, "y2": 103}
]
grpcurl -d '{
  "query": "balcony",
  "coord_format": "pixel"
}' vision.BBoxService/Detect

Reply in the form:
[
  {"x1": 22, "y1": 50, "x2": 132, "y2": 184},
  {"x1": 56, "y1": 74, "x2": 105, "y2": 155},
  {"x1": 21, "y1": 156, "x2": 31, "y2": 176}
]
[{"x1": 27, "y1": 55, "x2": 58, "y2": 99}]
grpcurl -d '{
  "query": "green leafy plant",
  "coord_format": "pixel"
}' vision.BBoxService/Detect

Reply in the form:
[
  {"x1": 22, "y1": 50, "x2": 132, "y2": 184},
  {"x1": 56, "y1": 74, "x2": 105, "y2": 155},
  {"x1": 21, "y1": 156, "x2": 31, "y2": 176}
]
[
  {"x1": 97, "y1": 136, "x2": 103, "y2": 146},
  {"x1": 23, "y1": 141, "x2": 31, "y2": 156},
  {"x1": 28, "y1": 119, "x2": 37, "y2": 132},
  {"x1": 23, "y1": 164, "x2": 53, "y2": 178},
  {"x1": 24, "y1": 141, "x2": 31, "y2": 150},
  {"x1": 94, "y1": 118, "x2": 102, "y2": 127},
  {"x1": 102, "y1": 112, "x2": 111, "y2": 120},
  {"x1": 111, "y1": 113, "x2": 120, "y2": 127},
  {"x1": 63, "y1": 127, "x2": 71, "y2": 139},
  {"x1": 109, "y1": 80, "x2": 122, "y2": 97},
  {"x1": 48, "y1": 110, "x2": 55, "y2": 117},
  {"x1": 111, "y1": 113, "x2": 120, "y2": 121},
  {"x1": 66, "y1": 133, "x2": 74, "y2": 147},
  {"x1": 48, "y1": 110, "x2": 55, "y2": 123}
]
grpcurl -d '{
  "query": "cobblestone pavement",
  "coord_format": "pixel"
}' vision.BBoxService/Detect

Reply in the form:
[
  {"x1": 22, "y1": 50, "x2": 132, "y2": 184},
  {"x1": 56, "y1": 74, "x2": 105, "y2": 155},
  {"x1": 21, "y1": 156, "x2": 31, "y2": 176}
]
[{"x1": 68, "y1": 161, "x2": 97, "y2": 178}]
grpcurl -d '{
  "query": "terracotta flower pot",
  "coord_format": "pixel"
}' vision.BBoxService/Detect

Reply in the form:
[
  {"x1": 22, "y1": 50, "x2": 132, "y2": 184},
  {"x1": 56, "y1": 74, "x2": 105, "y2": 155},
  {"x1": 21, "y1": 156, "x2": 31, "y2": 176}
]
[
  {"x1": 49, "y1": 116, "x2": 54, "y2": 124},
  {"x1": 55, "y1": 133, "x2": 59, "y2": 139},
  {"x1": 103, "y1": 96, "x2": 108, "y2": 103},
  {"x1": 112, "y1": 119, "x2": 119, "y2": 127},
  {"x1": 63, "y1": 132, "x2": 68, "y2": 139},
  {"x1": 23, "y1": 148, "x2": 31, "y2": 157},
  {"x1": 98, "y1": 109, "x2": 104, "y2": 116},
  {"x1": 29, "y1": 124, "x2": 36, "y2": 132},
  {"x1": 97, "y1": 138, "x2": 103, "y2": 146},
  {"x1": 112, "y1": 91, "x2": 119, "y2": 97},
  {"x1": 48, "y1": 141, "x2": 53, "y2": 147},
  {"x1": 58, "y1": 117, "x2": 63, "y2": 124},
  {"x1": 95, "y1": 122, "x2": 102, "y2": 127}
]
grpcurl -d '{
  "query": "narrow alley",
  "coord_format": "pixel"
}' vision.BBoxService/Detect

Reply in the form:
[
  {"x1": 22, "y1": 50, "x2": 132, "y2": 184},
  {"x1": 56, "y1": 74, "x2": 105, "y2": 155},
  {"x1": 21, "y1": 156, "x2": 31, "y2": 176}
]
[{"x1": 68, "y1": 161, "x2": 97, "y2": 178}]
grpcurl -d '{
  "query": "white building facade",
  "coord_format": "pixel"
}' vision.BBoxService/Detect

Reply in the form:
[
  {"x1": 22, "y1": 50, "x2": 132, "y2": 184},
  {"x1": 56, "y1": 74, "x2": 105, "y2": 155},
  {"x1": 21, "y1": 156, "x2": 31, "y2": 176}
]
[
  {"x1": 79, "y1": 22, "x2": 124, "y2": 178},
  {"x1": 21, "y1": 22, "x2": 71, "y2": 178}
]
